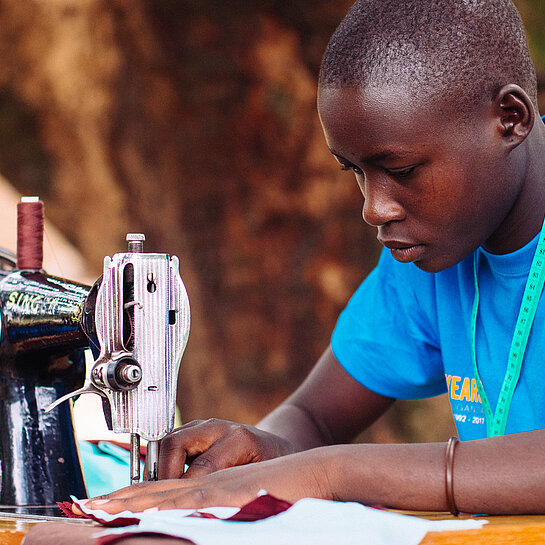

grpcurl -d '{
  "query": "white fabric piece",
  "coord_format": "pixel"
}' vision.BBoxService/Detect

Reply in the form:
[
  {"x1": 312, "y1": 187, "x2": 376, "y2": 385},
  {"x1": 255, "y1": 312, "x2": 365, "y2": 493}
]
[{"x1": 81, "y1": 498, "x2": 486, "y2": 545}]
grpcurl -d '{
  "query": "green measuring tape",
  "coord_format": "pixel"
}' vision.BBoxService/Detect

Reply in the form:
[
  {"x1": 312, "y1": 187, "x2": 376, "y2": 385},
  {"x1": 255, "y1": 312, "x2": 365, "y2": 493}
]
[{"x1": 471, "y1": 218, "x2": 545, "y2": 437}]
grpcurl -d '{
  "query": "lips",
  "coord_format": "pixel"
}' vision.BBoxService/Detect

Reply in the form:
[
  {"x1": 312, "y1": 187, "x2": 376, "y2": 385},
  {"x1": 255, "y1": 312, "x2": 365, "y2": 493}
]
[{"x1": 379, "y1": 239, "x2": 425, "y2": 263}]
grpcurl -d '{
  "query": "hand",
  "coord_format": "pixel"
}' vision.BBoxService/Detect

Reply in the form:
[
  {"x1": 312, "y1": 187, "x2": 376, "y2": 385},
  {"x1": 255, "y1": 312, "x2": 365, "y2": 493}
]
[
  {"x1": 77, "y1": 449, "x2": 332, "y2": 514},
  {"x1": 154, "y1": 418, "x2": 297, "y2": 479}
]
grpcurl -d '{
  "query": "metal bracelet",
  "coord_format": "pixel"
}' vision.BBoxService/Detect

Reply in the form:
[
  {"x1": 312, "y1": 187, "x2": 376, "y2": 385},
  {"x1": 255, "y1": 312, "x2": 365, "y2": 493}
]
[{"x1": 445, "y1": 436, "x2": 460, "y2": 516}]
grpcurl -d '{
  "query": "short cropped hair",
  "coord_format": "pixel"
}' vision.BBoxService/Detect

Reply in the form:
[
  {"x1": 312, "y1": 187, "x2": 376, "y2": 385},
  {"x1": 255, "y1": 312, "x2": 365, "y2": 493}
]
[{"x1": 319, "y1": 0, "x2": 537, "y2": 108}]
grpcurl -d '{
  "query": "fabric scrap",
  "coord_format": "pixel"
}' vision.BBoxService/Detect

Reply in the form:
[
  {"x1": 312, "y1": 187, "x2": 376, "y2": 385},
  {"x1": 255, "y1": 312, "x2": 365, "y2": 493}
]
[{"x1": 74, "y1": 496, "x2": 487, "y2": 545}]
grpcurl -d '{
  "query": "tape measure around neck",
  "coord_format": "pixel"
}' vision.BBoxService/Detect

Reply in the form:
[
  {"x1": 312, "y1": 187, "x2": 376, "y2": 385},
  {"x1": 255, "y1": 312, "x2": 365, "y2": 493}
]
[{"x1": 471, "y1": 218, "x2": 545, "y2": 437}]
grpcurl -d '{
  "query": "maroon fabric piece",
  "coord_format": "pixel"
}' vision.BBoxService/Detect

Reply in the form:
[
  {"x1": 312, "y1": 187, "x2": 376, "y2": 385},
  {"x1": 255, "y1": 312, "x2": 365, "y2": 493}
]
[
  {"x1": 59, "y1": 501, "x2": 140, "y2": 526},
  {"x1": 187, "y1": 511, "x2": 218, "y2": 519},
  {"x1": 225, "y1": 494, "x2": 292, "y2": 521},
  {"x1": 63, "y1": 492, "x2": 293, "y2": 544},
  {"x1": 95, "y1": 495, "x2": 292, "y2": 544},
  {"x1": 183, "y1": 493, "x2": 292, "y2": 522},
  {"x1": 82, "y1": 512, "x2": 141, "y2": 527},
  {"x1": 96, "y1": 531, "x2": 195, "y2": 545},
  {"x1": 57, "y1": 501, "x2": 86, "y2": 519},
  {"x1": 57, "y1": 500, "x2": 139, "y2": 526}
]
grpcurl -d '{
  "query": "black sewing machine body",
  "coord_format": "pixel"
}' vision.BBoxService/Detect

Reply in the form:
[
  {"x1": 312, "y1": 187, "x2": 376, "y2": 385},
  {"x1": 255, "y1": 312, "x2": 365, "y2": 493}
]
[{"x1": 0, "y1": 251, "x2": 89, "y2": 512}]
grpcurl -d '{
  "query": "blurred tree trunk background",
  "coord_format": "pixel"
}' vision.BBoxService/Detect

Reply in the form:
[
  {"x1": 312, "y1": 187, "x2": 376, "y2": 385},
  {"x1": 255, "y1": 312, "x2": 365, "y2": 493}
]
[{"x1": 0, "y1": 0, "x2": 542, "y2": 443}]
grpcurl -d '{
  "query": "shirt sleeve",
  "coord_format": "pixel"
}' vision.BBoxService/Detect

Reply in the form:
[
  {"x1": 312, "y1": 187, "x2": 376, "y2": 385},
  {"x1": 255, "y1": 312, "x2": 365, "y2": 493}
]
[{"x1": 331, "y1": 250, "x2": 447, "y2": 400}]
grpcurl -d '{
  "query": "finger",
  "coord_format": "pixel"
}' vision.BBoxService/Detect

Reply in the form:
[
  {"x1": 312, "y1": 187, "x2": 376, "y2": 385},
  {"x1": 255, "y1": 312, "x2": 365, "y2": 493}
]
[
  {"x1": 83, "y1": 480, "x2": 190, "y2": 513},
  {"x1": 172, "y1": 419, "x2": 207, "y2": 430},
  {"x1": 84, "y1": 492, "x2": 169, "y2": 514},
  {"x1": 71, "y1": 502, "x2": 85, "y2": 516},
  {"x1": 72, "y1": 481, "x2": 192, "y2": 515},
  {"x1": 91, "y1": 480, "x2": 182, "y2": 502},
  {"x1": 87, "y1": 483, "x2": 251, "y2": 513},
  {"x1": 154, "y1": 420, "x2": 210, "y2": 479},
  {"x1": 158, "y1": 419, "x2": 237, "y2": 479},
  {"x1": 157, "y1": 433, "x2": 187, "y2": 480},
  {"x1": 182, "y1": 430, "x2": 260, "y2": 479}
]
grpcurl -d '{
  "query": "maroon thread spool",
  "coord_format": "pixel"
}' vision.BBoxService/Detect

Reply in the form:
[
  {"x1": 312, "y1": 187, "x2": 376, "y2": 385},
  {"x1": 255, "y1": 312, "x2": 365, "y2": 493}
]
[{"x1": 16, "y1": 196, "x2": 44, "y2": 271}]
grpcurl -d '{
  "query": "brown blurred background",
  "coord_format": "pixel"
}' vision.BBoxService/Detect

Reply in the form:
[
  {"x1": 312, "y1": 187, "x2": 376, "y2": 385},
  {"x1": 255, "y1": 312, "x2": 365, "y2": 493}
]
[{"x1": 0, "y1": 0, "x2": 543, "y2": 444}]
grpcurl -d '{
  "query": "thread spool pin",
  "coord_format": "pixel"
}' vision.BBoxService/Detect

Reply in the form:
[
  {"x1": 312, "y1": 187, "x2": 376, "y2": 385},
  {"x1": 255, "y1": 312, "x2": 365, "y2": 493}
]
[{"x1": 127, "y1": 233, "x2": 145, "y2": 253}]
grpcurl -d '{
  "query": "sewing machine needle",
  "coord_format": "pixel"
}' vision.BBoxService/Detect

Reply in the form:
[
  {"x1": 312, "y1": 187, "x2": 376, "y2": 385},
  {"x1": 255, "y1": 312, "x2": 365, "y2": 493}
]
[
  {"x1": 146, "y1": 440, "x2": 159, "y2": 481},
  {"x1": 130, "y1": 433, "x2": 141, "y2": 485}
]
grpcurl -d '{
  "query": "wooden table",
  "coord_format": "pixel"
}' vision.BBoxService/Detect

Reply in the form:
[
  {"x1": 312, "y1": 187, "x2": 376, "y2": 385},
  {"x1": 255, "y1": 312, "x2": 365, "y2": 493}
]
[
  {"x1": 421, "y1": 513, "x2": 545, "y2": 544},
  {"x1": 4, "y1": 512, "x2": 545, "y2": 544},
  {"x1": 0, "y1": 517, "x2": 36, "y2": 545}
]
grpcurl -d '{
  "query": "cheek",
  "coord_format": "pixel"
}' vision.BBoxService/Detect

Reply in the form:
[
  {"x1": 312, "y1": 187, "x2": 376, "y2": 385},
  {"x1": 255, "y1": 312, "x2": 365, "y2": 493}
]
[{"x1": 404, "y1": 169, "x2": 468, "y2": 223}]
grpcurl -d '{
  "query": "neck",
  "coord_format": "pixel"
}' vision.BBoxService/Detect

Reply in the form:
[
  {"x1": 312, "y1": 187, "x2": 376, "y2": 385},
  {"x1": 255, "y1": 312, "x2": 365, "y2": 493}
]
[{"x1": 483, "y1": 117, "x2": 545, "y2": 254}]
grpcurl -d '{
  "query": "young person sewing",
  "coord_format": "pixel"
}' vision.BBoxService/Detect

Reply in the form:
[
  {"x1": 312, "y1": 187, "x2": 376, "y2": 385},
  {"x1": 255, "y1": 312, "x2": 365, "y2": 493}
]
[{"x1": 76, "y1": 0, "x2": 545, "y2": 515}]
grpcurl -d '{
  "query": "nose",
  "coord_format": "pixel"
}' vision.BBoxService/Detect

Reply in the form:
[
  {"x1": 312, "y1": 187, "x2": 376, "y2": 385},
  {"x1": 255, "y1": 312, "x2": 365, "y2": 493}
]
[{"x1": 361, "y1": 181, "x2": 405, "y2": 227}]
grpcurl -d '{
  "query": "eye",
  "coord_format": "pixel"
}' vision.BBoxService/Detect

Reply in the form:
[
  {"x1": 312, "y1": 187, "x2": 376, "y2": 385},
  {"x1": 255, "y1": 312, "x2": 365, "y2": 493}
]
[
  {"x1": 339, "y1": 163, "x2": 363, "y2": 176},
  {"x1": 386, "y1": 165, "x2": 418, "y2": 179}
]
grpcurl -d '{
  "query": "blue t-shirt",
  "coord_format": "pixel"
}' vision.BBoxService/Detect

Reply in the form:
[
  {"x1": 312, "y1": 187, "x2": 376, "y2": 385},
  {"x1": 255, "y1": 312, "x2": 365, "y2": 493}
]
[{"x1": 331, "y1": 231, "x2": 545, "y2": 440}]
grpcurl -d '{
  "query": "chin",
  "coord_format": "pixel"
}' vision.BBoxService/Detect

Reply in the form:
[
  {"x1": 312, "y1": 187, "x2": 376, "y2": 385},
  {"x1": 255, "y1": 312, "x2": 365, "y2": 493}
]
[{"x1": 412, "y1": 257, "x2": 456, "y2": 274}]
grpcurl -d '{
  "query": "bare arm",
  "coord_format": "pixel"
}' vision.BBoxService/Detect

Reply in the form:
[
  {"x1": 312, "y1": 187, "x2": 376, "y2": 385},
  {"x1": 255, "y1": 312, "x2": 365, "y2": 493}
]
[
  {"x1": 257, "y1": 345, "x2": 394, "y2": 448},
  {"x1": 82, "y1": 428, "x2": 545, "y2": 515},
  {"x1": 77, "y1": 349, "x2": 545, "y2": 515},
  {"x1": 156, "y1": 345, "x2": 393, "y2": 478},
  {"x1": 332, "y1": 429, "x2": 545, "y2": 514}
]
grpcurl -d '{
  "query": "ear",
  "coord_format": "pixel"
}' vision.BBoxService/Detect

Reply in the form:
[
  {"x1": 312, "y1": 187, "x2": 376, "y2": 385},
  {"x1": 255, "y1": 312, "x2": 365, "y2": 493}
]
[{"x1": 494, "y1": 84, "x2": 535, "y2": 148}]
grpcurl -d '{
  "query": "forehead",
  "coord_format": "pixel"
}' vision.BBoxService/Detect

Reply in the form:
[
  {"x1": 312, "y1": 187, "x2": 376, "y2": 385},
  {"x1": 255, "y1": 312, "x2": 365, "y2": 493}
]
[{"x1": 317, "y1": 85, "x2": 468, "y2": 159}]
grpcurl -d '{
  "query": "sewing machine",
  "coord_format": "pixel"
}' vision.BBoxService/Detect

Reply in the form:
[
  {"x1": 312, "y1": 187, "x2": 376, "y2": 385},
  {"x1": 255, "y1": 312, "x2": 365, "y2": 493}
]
[{"x1": 0, "y1": 198, "x2": 190, "y2": 514}]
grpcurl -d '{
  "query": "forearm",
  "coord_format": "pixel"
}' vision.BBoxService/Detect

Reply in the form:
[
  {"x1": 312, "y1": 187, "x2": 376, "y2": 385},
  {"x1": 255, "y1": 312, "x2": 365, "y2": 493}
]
[
  {"x1": 257, "y1": 401, "x2": 334, "y2": 452},
  {"x1": 321, "y1": 442, "x2": 446, "y2": 510},
  {"x1": 256, "y1": 346, "x2": 394, "y2": 451},
  {"x1": 317, "y1": 430, "x2": 545, "y2": 514},
  {"x1": 83, "y1": 429, "x2": 545, "y2": 514}
]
